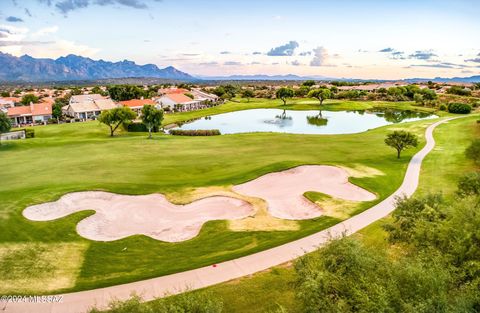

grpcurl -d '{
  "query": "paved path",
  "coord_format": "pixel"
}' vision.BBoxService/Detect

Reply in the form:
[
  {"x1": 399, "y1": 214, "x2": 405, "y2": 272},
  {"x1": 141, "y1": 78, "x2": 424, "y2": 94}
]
[{"x1": 4, "y1": 117, "x2": 461, "y2": 313}]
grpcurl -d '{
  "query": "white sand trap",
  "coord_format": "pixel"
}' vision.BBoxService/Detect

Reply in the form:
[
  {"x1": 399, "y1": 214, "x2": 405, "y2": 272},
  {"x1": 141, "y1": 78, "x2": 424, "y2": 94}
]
[
  {"x1": 23, "y1": 191, "x2": 254, "y2": 242},
  {"x1": 233, "y1": 165, "x2": 376, "y2": 220}
]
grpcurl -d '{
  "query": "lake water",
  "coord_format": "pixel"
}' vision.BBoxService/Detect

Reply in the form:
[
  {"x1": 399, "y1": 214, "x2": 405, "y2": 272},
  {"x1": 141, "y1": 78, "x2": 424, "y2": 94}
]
[{"x1": 172, "y1": 109, "x2": 436, "y2": 135}]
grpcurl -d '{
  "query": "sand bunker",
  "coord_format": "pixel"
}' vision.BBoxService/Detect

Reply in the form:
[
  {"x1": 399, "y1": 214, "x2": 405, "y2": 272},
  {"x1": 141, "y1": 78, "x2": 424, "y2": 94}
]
[
  {"x1": 23, "y1": 191, "x2": 254, "y2": 242},
  {"x1": 233, "y1": 165, "x2": 376, "y2": 220}
]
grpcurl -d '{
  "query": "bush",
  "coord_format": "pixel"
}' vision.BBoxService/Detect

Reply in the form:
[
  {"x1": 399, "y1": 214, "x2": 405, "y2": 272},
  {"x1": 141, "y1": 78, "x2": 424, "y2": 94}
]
[
  {"x1": 465, "y1": 139, "x2": 480, "y2": 164},
  {"x1": 439, "y1": 104, "x2": 447, "y2": 111},
  {"x1": 457, "y1": 172, "x2": 480, "y2": 197},
  {"x1": 24, "y1": 128, "x2": 35, "y2": 138},
  {"x1": 448, "y1": 103, "x2": 472, "y2": 114},
  {"x1": 47, "y1": 118, "x2": 58, "y2": 124},
  {"x1": 126, "y1": 122, "x2": 159, "y2": 133},
  {"x1": 169, "y1": 129, "x2": 221, "y2": 136}
]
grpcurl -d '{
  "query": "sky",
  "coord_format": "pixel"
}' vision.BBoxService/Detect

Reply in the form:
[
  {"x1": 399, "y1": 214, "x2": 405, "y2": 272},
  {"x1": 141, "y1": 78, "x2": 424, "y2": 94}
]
[{"x1": 0, "y1": 0, "x2": 479, "y2": 79}]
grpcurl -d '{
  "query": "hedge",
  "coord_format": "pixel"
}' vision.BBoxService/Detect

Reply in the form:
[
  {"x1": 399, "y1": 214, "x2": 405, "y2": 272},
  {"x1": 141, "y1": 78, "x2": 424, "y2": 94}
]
[
  {"x1": 169, "y1": 129, "x2": 221, "y2": 136},
  {"x1": 448, "y1": 103, "x2": 472, "y2": 114},
  {"x1": 126, "y1": 122, "x2": 159, "y2": 132},
  {"x1": 23, "y1": 128, "x2": 35, "y2": 138}
]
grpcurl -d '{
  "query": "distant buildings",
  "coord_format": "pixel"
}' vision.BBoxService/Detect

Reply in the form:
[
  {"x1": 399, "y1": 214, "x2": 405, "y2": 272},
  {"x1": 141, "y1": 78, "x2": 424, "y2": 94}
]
[
  {"x1": 119, "y1": 98, "x2": 156, "y2": 114},
  {"x1": 156, "y1": 87, "x2": 220, "y2": 111}
]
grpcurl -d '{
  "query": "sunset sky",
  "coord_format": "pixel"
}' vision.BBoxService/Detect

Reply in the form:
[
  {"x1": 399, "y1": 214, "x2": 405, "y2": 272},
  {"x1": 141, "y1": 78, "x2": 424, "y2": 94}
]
[{"x1": 0, "y1": 0, "x2": 479, "y2": 79}]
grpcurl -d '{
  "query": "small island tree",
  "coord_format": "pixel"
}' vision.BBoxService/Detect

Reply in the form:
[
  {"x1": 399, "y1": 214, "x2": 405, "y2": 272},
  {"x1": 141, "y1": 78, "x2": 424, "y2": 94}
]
[
  {"x1": 0, "y1": 112, "x2": 12, "y2": 146},
  {"x1": 98, "y1": 106, "x2": 136, "y2": 137},
  {"x1": 276, "y1": 87, "x2": 294, "y2": 105},
  {"x1": 385, "y1": 131, "x2": 418, "y2": 158},
  {"x1": 308, "y1": 88, "x2": 332, "y2": 107},
  {"x1": 465, "y1": 139, "x2": 480, "y2": 164},
  {"x1": 241, "y1": 89, "x2": 254, "y2": 102},
  {"x1": 141, "y1": 105, "x2": 164, "y2": 139}
]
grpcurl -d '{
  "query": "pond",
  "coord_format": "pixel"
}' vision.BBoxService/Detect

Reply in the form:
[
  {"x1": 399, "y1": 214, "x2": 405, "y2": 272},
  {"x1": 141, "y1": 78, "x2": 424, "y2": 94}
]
[{"x1": 172, "y1": 109, "x2": 436, "y2": 135}]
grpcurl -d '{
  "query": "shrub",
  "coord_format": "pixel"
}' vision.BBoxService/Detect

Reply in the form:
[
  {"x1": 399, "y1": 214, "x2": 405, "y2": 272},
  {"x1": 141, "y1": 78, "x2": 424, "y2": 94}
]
[
  {"x1": 465, "y1": 139, "x2": 480, "y2": 164},
  {"x1": 47, "y1": 118, "x2": 58, "y2": 124},
  {"x1": 457, "y1": 172, "x2": 480, "y2": 197},
  {"x1": 169, "y1": 129, "x2": 221, "y2": 136},
  {"x1": 448, "y1": 103, "x2": 472, "y2": 114},
  {"x1": 439, "y1": 104, "x2": 447, "y2": 111},
  {"x1": 24, "y1": 128, "x2": 35, "y2": 138},
  {"x1": 126, "y1": 122, "x2": 159, "y2": 133}
]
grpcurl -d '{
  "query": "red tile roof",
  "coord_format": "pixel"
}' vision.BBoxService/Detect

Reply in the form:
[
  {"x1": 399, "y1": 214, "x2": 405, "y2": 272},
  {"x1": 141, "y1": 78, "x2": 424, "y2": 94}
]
[
  {"x1": 7, "y1": 103, "x2": 52, "y2": 117},
  {"x1": 119, "y1": 99, "x2": 156, "y2": 108}
]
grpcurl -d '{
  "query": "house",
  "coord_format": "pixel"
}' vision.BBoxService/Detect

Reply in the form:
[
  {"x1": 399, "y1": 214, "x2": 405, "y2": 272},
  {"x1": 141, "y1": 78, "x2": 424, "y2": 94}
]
[
  {"x1": 156, "y1": 93, "x2": 203, "y2": 112},
  {"x1": 158, "y1": 87, "x2": 189, "y2": 95},
  {"x1": 119, "y1": 98, "x2": 156, "y2": 114},
  {"x1": 0, "y1": 97, "x2": 20, "y2": 110},
  {"x1": 7, "y1": 102, "x2": 52, "y2": 126},
  {"x1": 190, "y1": 88, "x2": 220, "y2": 103},
  {"x1": 63, "y1": 94, "x2": 117, "y2": 119}
]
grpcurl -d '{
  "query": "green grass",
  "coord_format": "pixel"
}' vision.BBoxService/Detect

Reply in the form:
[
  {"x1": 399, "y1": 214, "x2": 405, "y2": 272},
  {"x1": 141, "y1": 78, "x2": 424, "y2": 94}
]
[
  {"x1": 0, "y1": 99, "x2": 444, "y2": 294},
  {"x1": 151, "y1": 114, "x2": 479, "y2": 312}
]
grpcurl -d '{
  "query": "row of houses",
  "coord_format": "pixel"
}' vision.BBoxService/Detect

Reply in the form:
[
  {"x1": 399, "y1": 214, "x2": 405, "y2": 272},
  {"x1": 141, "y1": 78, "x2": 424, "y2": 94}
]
[{"x1": 1, "y1": 87, "x2": 220, "y2": 127}]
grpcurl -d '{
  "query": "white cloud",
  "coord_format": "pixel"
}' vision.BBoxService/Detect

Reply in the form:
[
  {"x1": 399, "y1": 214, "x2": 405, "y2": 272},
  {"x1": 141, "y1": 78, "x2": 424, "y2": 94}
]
[
  {"x1": 21, "y1": 39, "x2": 100, "y2": 58},
  {"x1": 33, "y1": 26, "x2": 59, "y2": 37},
  {"x1": 310, "y1": 46, "x2": 327, "y2": 66}
]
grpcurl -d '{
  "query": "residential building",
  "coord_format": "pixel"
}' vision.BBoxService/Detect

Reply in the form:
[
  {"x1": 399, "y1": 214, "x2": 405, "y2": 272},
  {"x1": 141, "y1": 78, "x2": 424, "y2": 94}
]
[
  {"x1": 63, "y1": 94, "x2": 117, "y2": 119},
  {"x1": 119, "y1": 98, "x2": 156, "y2": 114},
  {"x1": 7, "y1": 102, "x2": 52, "y2": 126},
  {"x1": 156, "y1": 93, "x2": 203, "y2": 112}
]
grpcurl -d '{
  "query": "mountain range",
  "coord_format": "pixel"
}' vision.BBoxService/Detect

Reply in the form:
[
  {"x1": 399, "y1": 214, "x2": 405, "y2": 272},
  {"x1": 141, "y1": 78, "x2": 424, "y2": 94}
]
[
  {"x1": 0, "y1": 52, "x2": 194, "y2": 82},
  {"x1": 0, "y1": 52, "x2": 478, "y2": 83}
]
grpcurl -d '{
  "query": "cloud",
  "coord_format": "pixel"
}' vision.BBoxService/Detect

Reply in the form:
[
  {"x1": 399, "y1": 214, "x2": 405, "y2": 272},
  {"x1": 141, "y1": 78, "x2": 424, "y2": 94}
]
[
  {"x1": 181, "y1": 53, "x2": 199, "y2": 56},
  {"x1": 6, "y1": 16, "x2": 24, "y2": 22},
  {"x1": 408, "y1": 50, "x2": 437, "y2": 60},
  {"x1": 33, "y1": 25, "x2": 59, "y2": 36},
  {"x1": 465, "y1": 57, "x2": 480, "y2": 63},
  {"x1": 298, "y1": 51, "x2": 311, "y2": 56},
  {"x1": 252, "y1": 51, "x2": 262, "y2": 55},
  {"x1": 379, "y1": 47, "x2": 394, "y2": 52},
  {"x1": 52, "y1": 0, "x2": 157, "y2": 15},
  {"x1": 0, "y1": 32, "x2": 7, "y2": 38},
  {"x1": 267, "y1": 40, "x2": 298, "y2": 56},
  {"x1": 198, "y1": 61, "x2": 218, "y2": 66},
  {"x1": 220, "y1": 51, "x2": 230, "y2": 54},
  {"x1": 21, "y1": 39, "x2": 100, "y2": 58},
  {"x1": 0, "y1": 40, "x2": 53, "y2": 46},
  {"x1": 310, "y1": 46, "x2": 327, "y2": 66},
  {"x1": 25, "y1": 8, "x2": 32, "y2": 17},
  {"x1": 291, "y1": 60, "x2": 301, "y2": 66},
  {"x1": 409, "y1": 62, "x2": 469, "y2": 69},
  {"x1": 224, "y1": 61, "x2": 241, "y2": 66},
  {"x1": 390, "y1": 51, "x2": 406, "y2": 59}
]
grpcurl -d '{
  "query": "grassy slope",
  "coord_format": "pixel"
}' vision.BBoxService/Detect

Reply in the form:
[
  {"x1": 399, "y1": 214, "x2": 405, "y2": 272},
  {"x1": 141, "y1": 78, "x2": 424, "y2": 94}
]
[
  {"x1": 0, "y1": 99, "x2": 438, "y2": 294},
  {"x1": 160, "y1": 114, "x2": 479, "y2": 313}
]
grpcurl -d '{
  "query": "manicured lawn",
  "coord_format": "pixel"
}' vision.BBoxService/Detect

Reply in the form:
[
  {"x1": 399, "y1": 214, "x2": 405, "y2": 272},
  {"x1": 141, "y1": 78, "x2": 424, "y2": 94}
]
[
  {"x1": 151, "y1": 114, "x2": 479, "y2": 313},
  {"x1": 0, "y1": 100, "x2": 442, "y2": 294}
]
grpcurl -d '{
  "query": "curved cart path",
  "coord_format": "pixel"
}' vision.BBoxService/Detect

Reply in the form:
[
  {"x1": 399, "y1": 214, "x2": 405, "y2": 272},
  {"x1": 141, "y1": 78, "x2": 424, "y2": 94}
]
[{"x1": 4, "y1": 117, "x2": 462, "y2": 313}]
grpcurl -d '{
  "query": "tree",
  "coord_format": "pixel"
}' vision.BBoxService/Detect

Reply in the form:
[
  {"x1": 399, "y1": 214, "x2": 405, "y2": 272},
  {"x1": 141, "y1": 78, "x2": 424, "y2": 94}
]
[
  {"x1": 1, "y1": 91, "x2": 10, "y2": 97},
  {"x1": 0, "y1": 112, "x2": 12, "y2": 146},
  {"x1": 20, "y1": 94, "x2": 39, "y2": 105},
  {"x1": 141, "y1": 105, "x2": 164, "y2": 139},
  {"x1": 295, "y1": 86, "x2": 310, "y2": 97},
  {"x1": 384, "y1": 131, "x2": 418, "y2": 158},
  {"x1": 276, "y1": 87, "x2": 294, "y2": 105},
  {"x1": 241, "y1": 89, "x2": 254, "y2": 102},
  {"x1": 308, "y1": 88, "x2": 332, "y2": 106},
  {"x1": 302, "y1": 80, "x2": 316, "y2": 87},
  {"x1": 98, "y1": 107, "x2": 136, "y2": 137},
  {"x1": 465, "y1": 139, "x2": 480, "y2": 164}
]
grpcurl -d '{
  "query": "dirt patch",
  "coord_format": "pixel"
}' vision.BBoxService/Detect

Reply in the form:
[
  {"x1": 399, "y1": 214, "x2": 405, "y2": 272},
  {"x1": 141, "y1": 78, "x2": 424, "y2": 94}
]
[
  {"x1": 23, "y1": 192, "x2": 254, "y2": 242},
  {"x1": 233, "y1": 165, "x2": 376, "y2": 220}
]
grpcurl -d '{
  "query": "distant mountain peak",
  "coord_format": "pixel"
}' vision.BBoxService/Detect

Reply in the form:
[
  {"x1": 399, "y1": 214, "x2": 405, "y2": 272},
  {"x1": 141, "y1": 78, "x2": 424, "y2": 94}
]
[{"x1": 0, "y1": 53, "x2": 194, "y2": 82}]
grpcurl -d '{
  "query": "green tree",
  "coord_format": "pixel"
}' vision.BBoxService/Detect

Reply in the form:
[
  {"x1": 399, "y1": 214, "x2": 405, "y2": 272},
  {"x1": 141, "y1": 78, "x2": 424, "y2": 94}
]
[
  {"x1": 52, "y1": 101, "x2": 63, "y2": 122},
  {"x1": 308, "y1": 88, "x2": 332, "y2": 107},
  {"x1": 0, "y1": 112, "x2": 12, "y2": 146},
  {"x1": 465, "y1": 139, "x2": 480, "y2": 164},
  {"x1": 1, "y1": 91, "x2": 10, "y2": 97},
  {"x1": 384, "y1": 131, "x2": 418, "y2": 158},
  {"x1": 141, "y1": 105, "x2": 164, "y2": 139},
  {"x1": 302, "y1": 80, "x2": 316, "y2": 87},
  {"x1": 241, "y1": 89, "x2": 254, "y2": 102},
  {"x1": 276, "y1": 87, "x2": 294, "y2": 105},
  {"x1": 98, "y1": 106, "x2": 136, "y2": 137},
  {"x1": 295, "y1": 86, "x2": 310, "y2": 97},
  {"x1": 20, "y1": 94, "x2": 39, "y2": 105}
]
